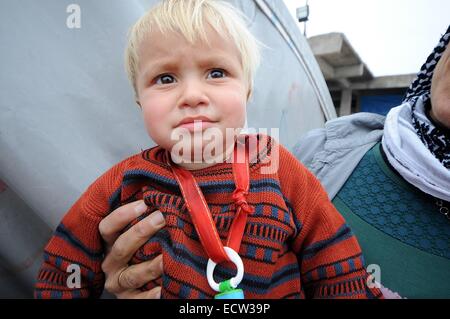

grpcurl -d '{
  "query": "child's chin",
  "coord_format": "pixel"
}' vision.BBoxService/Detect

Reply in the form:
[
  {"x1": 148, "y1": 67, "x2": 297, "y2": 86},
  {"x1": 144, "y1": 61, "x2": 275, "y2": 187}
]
[{"x1": 169, "y1": 141, "x2": 230, "y2": 164}]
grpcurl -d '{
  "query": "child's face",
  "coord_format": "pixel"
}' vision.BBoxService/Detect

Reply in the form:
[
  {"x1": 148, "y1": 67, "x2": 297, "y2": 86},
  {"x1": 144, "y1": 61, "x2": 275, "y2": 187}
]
[{"x1": 135, "y1": 26, "x2": 248, "y2": 166}]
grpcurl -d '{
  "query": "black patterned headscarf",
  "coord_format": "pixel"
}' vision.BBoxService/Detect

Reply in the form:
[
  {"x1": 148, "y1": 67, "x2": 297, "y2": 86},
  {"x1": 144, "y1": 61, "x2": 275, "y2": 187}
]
[{"x1": 405, "y1": 25, "x2": 450, "y2": 169}]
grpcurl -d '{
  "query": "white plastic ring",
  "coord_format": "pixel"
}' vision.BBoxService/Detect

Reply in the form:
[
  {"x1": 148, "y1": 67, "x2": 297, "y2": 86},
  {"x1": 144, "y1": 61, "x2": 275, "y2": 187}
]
[{"x1": 206, "y1": 247, "x2": 244, "y2": 292}]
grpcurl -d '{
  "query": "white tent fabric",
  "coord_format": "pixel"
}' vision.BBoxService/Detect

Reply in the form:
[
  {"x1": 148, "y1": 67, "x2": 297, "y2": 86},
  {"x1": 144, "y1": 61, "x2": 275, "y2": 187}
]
[{"x1": 0, "y1": 0, "x2": 335, "y2": 298}]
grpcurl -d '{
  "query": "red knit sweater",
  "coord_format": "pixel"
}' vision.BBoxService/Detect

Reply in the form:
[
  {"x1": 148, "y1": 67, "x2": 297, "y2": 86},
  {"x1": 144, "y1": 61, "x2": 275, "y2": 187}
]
[{"x1": 35, "y1": 134, "x2": 382, "y2": 299}]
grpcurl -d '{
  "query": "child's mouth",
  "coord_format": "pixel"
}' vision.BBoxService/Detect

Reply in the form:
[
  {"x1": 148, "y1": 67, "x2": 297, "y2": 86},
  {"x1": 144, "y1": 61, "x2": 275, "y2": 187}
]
[
  {"x1": 176, "y1": 117, "x2": 218, "y2": 132},
  {"x1": 177, "y1": 120, "x2": 217, "y2": 132}
]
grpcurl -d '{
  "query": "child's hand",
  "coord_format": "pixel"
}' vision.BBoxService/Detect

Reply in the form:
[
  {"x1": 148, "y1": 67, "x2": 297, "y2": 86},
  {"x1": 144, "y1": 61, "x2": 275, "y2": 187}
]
[{"x1": 99, "y1": 200, "x2": 165, "y2": 298}]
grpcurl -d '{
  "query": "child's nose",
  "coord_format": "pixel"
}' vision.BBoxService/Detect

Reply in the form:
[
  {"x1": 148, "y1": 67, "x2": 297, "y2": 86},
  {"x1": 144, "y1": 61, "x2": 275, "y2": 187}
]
[{"x1": 178, "y1": 80, "x2": 210, "y2": 108}]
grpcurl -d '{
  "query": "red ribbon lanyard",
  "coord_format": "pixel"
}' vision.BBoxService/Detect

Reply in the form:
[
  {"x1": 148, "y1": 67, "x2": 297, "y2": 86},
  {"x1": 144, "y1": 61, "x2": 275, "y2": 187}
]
[{"x1": 167, "y1": 136, "x2": 254, "y2": 263}]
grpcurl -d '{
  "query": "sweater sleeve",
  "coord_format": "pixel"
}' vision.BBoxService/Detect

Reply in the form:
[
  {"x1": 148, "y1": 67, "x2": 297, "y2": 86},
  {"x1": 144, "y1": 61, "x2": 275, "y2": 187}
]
[
  {"x1": 277, "y1": 144, "x2": 383, "y2": 299},
  {"x1": 34, "y1": 161, "x2": 127, "y2": 299}
]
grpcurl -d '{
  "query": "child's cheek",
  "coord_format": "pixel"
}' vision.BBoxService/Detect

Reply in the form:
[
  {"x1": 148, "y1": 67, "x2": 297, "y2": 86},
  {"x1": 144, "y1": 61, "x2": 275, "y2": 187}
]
[
  {"x1": 142, "y1": 94, "x2": 165, "y2": 118},
  {"x1": 141, "y1": 97, "x2": 170, "y2": 137},
  {"x1": 218, "y1": 90, "x2": 247, "y2": 124}
]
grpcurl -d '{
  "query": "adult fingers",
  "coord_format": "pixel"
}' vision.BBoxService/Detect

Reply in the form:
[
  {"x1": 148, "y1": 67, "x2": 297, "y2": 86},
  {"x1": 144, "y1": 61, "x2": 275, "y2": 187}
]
[
  {"x1": 106, "y1": 255, "x2": 163, "y2": 292},
  {"x1": 101, "y1": 211, "x2": 165, "y2": 274},
  {"x1": 99, "y1": 200, "x2": 149, "y2": 247}
]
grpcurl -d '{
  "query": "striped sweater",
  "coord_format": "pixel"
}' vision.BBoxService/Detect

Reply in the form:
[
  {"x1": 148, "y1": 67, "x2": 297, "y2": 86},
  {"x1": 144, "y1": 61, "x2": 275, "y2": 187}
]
[{"x1": 35, "y1": 134, "x2": 382, "y2": 299}]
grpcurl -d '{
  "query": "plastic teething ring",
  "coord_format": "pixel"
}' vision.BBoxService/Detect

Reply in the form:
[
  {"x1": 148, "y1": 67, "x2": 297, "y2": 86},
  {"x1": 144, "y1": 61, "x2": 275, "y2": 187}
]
[{"x1": 206, "y1": 247, "x2": 244, "y2": 292}]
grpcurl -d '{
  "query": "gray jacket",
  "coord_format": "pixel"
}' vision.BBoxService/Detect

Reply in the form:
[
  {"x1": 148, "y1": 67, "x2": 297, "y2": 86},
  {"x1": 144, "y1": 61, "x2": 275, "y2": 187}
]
[{"x1": 292, "y1": 112, "x2": 386, "y2": 199}]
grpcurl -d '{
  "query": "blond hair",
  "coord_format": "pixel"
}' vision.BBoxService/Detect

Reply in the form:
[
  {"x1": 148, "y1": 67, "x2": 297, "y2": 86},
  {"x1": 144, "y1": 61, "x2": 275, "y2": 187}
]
[{"x1": 124, "y1": 0, "x2": 261, "y2": 100}]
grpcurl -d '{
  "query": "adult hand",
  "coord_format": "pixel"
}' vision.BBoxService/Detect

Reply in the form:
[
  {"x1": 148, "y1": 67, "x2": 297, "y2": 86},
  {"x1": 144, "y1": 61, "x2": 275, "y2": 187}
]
[{"x1": 99, "y1": 200, "x2": 165, "y2": 298}]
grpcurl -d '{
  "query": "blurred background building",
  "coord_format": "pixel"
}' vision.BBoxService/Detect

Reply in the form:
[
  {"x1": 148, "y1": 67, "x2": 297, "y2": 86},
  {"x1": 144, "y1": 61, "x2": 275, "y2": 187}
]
[{"x1": 308, "y1": 32, "x2": 415, "y2": 116}]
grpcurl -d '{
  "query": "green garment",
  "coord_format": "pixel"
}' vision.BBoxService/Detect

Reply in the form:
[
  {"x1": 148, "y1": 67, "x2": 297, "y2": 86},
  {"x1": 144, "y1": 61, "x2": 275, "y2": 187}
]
[{"x1": 333, "y1": 143, "x2": 450, "y2": 299}]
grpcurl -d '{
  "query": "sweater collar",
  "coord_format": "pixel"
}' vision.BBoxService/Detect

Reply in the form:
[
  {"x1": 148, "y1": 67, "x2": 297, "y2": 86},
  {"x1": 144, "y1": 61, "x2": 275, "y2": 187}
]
[{"x1": 141, "y1": 133, "x2": 275, "y2": 178}]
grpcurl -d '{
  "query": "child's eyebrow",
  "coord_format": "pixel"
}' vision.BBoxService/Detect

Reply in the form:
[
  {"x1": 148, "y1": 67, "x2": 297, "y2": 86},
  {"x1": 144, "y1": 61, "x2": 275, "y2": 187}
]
[
  {"x1": 196, "y1": 55, "x2": 240, "y2": 68},
  {"x1": 140, "y1": 59, "x2": 179, "y2": 80}
]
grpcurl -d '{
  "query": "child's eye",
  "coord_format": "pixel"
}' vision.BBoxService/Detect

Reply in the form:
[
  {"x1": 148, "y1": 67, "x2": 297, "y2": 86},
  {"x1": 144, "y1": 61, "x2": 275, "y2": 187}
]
[
  {"x1": 155, "y1": 74, "x2": 176, "y2": 85},
  {"x1": 208, "y1": 69, "x2": 226, "y2": 79}
]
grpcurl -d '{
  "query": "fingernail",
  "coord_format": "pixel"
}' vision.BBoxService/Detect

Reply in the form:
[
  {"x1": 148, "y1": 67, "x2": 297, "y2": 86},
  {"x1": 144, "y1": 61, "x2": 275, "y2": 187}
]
[
  {"x1": 150, "y1": 211, "x2": 165, "y2": 227},
  {"x1": 156, "y1": 287, "x2": 162, "y2": 299},
  {"x1": 135, "y1": 201, "x2": 147, "y2": 215},
  {"x1": 159, "y1": 255, "x2": 164, "y2": 272}
]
